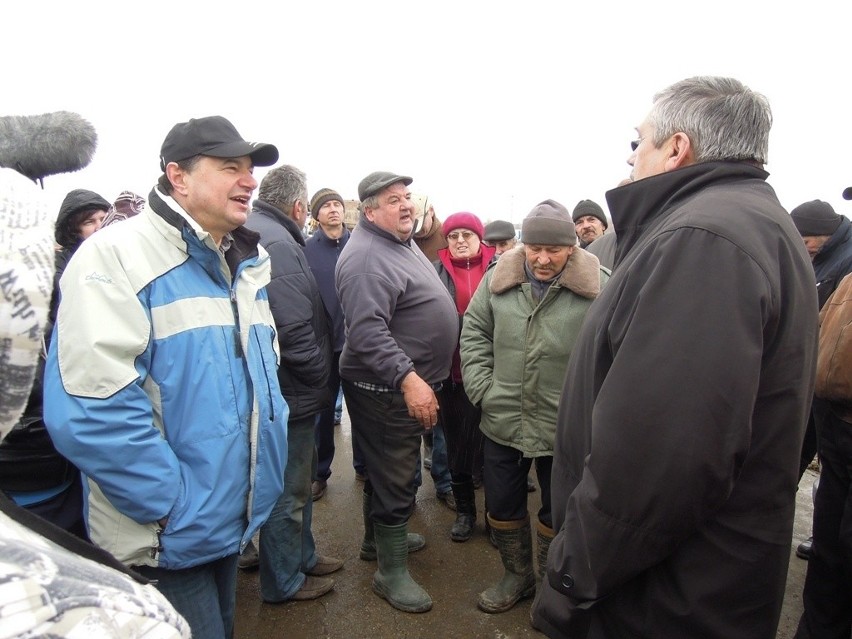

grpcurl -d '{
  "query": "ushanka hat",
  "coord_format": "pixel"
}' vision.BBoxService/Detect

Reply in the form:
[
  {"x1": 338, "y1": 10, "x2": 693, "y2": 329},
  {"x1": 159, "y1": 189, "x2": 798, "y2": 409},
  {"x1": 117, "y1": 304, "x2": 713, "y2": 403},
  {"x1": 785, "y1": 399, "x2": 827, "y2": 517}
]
[
  {"x1": 159, "y1": 116, "x2": 278, "y2": 171},
  {"x1": 310, "y1": 188, "x2": 344, "y2": 219},
  {"x1": 521, "y1": 199, "x2": 577, "y2": 246},
  {"x1": 790, "y1": 200, "x2": 843, "y2": 236}
]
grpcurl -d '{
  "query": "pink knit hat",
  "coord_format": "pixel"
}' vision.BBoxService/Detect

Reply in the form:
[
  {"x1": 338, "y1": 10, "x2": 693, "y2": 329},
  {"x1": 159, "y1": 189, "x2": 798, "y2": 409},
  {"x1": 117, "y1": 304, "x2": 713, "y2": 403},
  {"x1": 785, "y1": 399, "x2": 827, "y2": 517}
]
[{"x1": 442, "y1": 212, "x2": 485, "y2": 239}]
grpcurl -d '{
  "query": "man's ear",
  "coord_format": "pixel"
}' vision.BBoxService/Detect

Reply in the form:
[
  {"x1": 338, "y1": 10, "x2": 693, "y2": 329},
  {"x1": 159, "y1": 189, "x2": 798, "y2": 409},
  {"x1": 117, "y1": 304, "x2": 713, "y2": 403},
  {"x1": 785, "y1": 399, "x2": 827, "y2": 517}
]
[
  {"x1": 665, "y1": 132, "x2": 696, "y2": 171},
  {"x1": 166, "y1": 162, "x2": 189, "y2": 196},
  {"x1": 363, "y1": 206, "x2": 375, "y2": 223}
]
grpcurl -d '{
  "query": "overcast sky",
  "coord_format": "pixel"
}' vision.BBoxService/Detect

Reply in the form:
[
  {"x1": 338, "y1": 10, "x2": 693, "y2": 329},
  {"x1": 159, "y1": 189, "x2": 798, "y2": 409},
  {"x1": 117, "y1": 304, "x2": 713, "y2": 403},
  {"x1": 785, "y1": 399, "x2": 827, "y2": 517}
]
[{"x1": 4, "y1": 1, "x2": 850, "y2": 224}]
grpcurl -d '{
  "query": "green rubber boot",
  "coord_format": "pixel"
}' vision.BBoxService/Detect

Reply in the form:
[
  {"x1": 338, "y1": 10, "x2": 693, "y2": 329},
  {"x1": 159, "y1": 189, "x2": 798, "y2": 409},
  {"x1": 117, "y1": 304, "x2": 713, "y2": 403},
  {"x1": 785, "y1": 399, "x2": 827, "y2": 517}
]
[
  {"x1": 359, "y1": 490, "x2": 425, "y2": 561},
  {"x1": 372, "y1": 521, "x2": 432, "y2": 613},
  {"x1": 477, "y1": 514, "x2": 536, "y2": 613}
]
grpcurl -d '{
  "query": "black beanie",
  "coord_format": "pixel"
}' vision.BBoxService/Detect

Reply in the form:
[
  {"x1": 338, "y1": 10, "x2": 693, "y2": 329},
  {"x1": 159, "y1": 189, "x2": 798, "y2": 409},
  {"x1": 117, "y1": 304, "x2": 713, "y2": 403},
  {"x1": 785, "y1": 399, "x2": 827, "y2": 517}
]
[
  {"x1": 790, "y1": 200, "x2": 843, "y2": 236},
  {"x1": 572, "y1": 199, "x2": 608, "y2": 229}
]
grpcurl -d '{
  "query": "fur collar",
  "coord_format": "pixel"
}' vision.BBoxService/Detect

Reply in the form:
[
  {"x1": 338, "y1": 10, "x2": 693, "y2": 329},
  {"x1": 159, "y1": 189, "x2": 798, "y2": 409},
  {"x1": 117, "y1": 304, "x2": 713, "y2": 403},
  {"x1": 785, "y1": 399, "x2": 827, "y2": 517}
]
[{"x1": 489, "y1": 245, "x2": 602, "y2": 299}]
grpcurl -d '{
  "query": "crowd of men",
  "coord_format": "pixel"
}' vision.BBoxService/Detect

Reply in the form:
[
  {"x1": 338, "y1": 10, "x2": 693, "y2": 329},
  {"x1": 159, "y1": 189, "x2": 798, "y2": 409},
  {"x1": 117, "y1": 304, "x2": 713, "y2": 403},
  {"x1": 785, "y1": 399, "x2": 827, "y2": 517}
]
[{"x1": 2, "y1": 74, "x2": 851, "y2": 639}]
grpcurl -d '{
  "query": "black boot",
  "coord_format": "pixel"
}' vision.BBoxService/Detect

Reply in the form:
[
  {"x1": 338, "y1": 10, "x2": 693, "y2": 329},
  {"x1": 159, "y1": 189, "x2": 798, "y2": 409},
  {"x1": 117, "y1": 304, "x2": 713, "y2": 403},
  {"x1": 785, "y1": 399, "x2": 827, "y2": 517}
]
[
  {"x1": 477, "y1": 514, "x2": 535, "y2": 613},
  {"x1": 535, "y1": 518, "x2": 555, "y2": 580},
  {"x1": 359, "y1": 490, "x2": 425, "y2": 561},
  {"x1": 450, "y1": 480, "x2": 476, "y2": 542}
]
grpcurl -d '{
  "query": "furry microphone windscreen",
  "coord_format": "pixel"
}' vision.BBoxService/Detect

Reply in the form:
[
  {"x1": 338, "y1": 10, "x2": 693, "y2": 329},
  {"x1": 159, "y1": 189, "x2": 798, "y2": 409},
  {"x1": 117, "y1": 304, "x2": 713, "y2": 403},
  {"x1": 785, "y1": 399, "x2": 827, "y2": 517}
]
[{"x1": 0, "y1": 111, "x2": 98, "y2": 181}]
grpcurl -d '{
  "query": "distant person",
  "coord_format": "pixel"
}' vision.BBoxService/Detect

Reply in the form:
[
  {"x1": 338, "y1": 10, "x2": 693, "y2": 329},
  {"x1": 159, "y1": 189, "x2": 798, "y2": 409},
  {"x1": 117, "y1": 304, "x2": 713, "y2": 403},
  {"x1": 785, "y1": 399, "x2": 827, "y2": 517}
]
[
  {"x1": 243, "y1": 165, "x2": 343, "y2": 602},
  {"x1": 336, "y1": 171, "x2": 457, "y2": 613},
  {"x1": 433, "y1": 212, "x2": 496, "y2": 542},
  {"x1": 43, "y1": 115, "x2": 289, "y2": 638},
  {"x1": 305, "y1": 186, "x2": 365, "y2": 497},
  {"x1": 409, "y1": 193, "x2": 453, "y2": 502},
  {"x1": 483, "y1": 219, "x2": 518, "y2": 256},
  {"x1": 102, "y1": 190, "x2": 146, "y2": 227},
  {"x1": 462, "y1": 200, "x2": 607, "y2": 613},
  {"x1": 571, "y1": 199, "x2": 608, "y2": 248},
  {"x1": 788, "y1": 199, "x2": 852, "y2": 561},
  {"x1": 530, "y1": 76, "x2": 819, "y2": 639}
]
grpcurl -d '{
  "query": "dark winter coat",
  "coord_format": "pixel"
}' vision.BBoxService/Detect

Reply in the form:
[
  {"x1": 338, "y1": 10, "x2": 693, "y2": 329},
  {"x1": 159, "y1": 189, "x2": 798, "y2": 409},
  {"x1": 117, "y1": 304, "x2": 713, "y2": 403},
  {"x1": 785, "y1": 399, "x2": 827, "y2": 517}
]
[
  {"x1": 244, "y1": 201, "x2": 333, "y2": 418},
  {"x1": 303, "y1": 226, "x2": 350, "y2": 352},
  {"x1": 812, "y1": 215, "x2": 852, "y2": 309},
  {"x1": 531, "y1": 162, "x2": 820, "y2": 639}
]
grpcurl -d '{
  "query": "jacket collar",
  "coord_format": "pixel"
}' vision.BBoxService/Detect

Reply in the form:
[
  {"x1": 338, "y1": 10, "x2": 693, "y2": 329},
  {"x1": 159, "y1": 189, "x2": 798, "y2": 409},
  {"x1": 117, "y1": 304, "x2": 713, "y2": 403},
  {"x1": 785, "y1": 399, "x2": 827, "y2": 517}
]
[
  {"x1": 605, "y1": 161, "x2": 770, "y2": 265},
  {"x1": 356, "y1": 215, "x2": 413, "y2": 246},
  {"x1": 312, "y1": 224, "x2": 350, "y2": 245},
  {"x1": 252, "y1": 199, "x2": 306, "y2": 247},
  {"x1": 488, "y1": 245, "x2": 602, "y2": 299}
]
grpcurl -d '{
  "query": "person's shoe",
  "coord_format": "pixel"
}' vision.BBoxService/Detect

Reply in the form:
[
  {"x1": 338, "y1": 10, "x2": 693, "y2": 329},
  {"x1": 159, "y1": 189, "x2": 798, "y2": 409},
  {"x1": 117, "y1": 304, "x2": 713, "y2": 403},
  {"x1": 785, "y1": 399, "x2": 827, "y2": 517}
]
[
  {"x1": 372, "y1": 521, "x2": 432, "y2": 613},
  {"x1": 355, "y1": 472, "x2": 367, "y2": 483},
  {"x1": 360, "y1": 490, "x2": 425, "y2": 561},
  {"x1": 450, "y1": 481, "x2": 476, "y2": 542},
  {"x1": 473, "y1": 474, "x2": 483, "y2": 489},
  {"x1": 306, "y1": 554, "x2": 344, "y2": 576},
  {"x1": 535, "y1": 519, "x2": 555, "y2": 580},
  {"x1": 311, "y1": 479, "x2": 327, "y2": 501},
  {"x1": 437, "y1": 490, "x2": 456, "y2": 511},
  {"x1": 796, "y1": 536, "x2": 813, "y2": 560},
  {"x1": 238, "y1": 540, "x2": 259, "y2": 570},
  {"x1": 333, "y1": 416, "x2": 342, "y2": 426},
  {"x1": 527, "y1": 475, "x2": 537, "y2": 492},
  {"x1": 288, "y1": 575, "x2": 335, "y2": 601},
  {"x1": 478, "y1": 514, "x2": 536, "y2": 613}
]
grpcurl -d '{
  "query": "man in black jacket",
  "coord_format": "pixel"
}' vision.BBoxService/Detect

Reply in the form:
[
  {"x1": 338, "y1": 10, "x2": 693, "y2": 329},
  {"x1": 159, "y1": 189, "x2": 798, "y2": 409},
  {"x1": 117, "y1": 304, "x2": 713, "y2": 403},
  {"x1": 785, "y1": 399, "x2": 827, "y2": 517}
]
[
  {"x1": 531, "y1": 76, "x2": 819, "y2": 639},
  {"x1": 242, "y1": 164, "x2": 342, "y2": 602}
]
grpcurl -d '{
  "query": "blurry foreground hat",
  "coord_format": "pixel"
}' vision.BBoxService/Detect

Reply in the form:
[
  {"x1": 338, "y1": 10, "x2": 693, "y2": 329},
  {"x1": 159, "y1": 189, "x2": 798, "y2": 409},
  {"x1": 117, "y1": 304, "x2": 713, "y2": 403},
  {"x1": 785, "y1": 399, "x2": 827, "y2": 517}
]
[
  {"x1": 572, "y1": 199, "x2": 608, "y2": 229},
  {"x1": 358, "y1": 171, "x2": 413, "y2": 201},
  {"x1": 310, "y1": 188, "x2": 344, "y2": 220},
  {"x1": 790, "y1": 200, "x2": 843, "y2": 236},
  {"x1": 522, "y1": 199, "x2": 577, "y2": 246},
  {"x1": 843, "y1": 187, "x2": 852, "y2": 201},
  {"x1": 483, "y1": 220, "x2": 516, "y2": 242},
  {"x1": 159, "y1": 116, "x2": 278, "y2": 171},
  {"x1": 442, "y1": 212, "x2": 485, "y2": 240},
  {"x1": 102, "y1": 190, "x2": 145, "y2": 227}
]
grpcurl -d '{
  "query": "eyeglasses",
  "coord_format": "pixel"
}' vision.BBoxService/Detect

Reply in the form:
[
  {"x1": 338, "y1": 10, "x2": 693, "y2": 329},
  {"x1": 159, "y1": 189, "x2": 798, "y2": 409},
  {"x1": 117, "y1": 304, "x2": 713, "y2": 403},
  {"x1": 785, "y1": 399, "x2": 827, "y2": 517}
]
[
  {"x1": 630, "y1": 137, "x2": 645, "y2": 152},
  {"x1": 447, "y1": 231, "x2": 476, "y2": 242}
]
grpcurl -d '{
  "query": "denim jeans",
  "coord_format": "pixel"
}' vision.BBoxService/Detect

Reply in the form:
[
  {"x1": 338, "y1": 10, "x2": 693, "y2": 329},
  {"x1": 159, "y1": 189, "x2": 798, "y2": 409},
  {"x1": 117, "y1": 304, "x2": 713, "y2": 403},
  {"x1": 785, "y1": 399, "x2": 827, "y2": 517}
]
[
  {"x1": 259, "y1": 414, "x2": 318, "y2": 602},
  {"x1": 334, "y1": 385, "x2": 343, "y2": 422},
  {"x1": 414, "y1": 421, "x2": 451, "y2": 494},
  {"x1": 134, "y1": 553, "x2": 239, "y2": 639}
]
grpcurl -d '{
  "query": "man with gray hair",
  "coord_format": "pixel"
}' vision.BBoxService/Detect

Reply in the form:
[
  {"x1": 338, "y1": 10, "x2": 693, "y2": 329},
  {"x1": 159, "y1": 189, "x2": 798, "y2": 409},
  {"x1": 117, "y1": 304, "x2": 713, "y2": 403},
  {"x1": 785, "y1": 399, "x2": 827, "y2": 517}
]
[
  {"x1": 531, "y1": 77, "x2": 819, "y2": 638},
  {"x1": 243, "y1": 165, "x2": 342, "y2": 602},
  {"x1": 336, "y1": 171, "x2": 457, "y2": 613}
]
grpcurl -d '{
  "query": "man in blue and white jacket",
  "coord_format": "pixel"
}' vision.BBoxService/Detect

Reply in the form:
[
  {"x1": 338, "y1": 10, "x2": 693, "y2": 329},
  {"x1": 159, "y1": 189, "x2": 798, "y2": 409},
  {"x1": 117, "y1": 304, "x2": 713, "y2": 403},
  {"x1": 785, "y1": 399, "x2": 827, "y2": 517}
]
[{"x1": 43, "y1": 116, "x2": 289, "y2": 639}]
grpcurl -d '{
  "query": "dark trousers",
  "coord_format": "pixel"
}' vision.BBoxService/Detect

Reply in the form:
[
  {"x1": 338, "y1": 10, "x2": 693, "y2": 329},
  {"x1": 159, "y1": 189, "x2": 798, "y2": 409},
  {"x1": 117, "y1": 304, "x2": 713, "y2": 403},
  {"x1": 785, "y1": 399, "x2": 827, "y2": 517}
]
[
  {"x1": 315, "y1": 351, "x2": 365, "y2": 480},
  {"x1": 135, "y1": 553, "x2": 239, "y2": 639},
  {"x1": 483, "y1": 436, "x2": 552, "y2": 528},
  {"x1": 795, "y1": 401, "x2": 852, "y2": 639},
  {"x1": 438, "y1": 380, "x2": 485, "y2": 481},
  {"x1": 343, "y1": 380, "x2": 422, "y2": 525}
]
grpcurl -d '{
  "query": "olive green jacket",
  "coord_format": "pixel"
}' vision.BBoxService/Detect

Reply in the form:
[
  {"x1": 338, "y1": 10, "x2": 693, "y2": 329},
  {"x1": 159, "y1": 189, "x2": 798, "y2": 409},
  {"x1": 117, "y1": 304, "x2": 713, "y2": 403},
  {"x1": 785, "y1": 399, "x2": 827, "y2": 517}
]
[{"x1": 460, "y1": 246, "x2": 608, "y2": 456}]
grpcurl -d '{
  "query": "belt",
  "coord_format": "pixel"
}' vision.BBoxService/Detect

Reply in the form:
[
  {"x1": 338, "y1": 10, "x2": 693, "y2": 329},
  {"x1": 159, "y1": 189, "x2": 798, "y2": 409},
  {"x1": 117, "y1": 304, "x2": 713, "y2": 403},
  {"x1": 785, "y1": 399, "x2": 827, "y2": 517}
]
[{"x1": 351, "y1": 381, "x2": 443, "y2": 393}]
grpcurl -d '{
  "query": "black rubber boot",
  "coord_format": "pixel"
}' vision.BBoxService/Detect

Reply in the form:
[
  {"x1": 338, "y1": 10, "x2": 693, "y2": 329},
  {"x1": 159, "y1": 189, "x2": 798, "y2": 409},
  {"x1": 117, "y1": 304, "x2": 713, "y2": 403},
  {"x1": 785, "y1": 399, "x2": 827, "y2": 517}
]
[
  {"x1": 450, "y1": 480, "x2": 476, "y2": 542},
  {"x1": 359, "y1": 490, "x2": 425, "y2": 561},
  {"x1": 535, "y1": 518, "x2": 555, "y2": 580},
  {"x1": 372, "y1": 522, "x2": 432, "y2": 613},
  {"x1": 477, "y1": 514, "x2": 536, "y2": 613}
]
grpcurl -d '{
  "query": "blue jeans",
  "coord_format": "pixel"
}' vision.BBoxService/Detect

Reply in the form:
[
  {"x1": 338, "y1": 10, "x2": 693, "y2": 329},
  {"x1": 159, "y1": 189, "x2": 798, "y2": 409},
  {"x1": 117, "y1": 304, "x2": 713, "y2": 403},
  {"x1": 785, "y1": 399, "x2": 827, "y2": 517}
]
[
  {"x1": 415, "y1": 421, "x2": 451, "y2": 494},
  {"x1": 134, "y1": 553, "x2": 238, "y2": 639},
  {"x1": 334, "y1": 386, "x2": 343, "y2": 422},
  {"x1": 259, "y1": 414, "x2": 318, "y2": 602}
]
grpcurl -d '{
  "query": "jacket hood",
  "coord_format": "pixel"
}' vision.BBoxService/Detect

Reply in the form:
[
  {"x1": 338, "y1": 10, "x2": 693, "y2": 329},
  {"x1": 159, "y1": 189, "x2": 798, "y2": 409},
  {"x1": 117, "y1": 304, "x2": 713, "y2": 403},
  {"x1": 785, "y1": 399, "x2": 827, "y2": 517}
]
[
  {"x1": 489, "y1": 245, "x2": 602, "y2": 299},
  {"x1": 0, "y1": 112, "x2": 98, "y2": 182},
  {"x1": 54, "y1": 189, "x2": 111, "y2": 248}
]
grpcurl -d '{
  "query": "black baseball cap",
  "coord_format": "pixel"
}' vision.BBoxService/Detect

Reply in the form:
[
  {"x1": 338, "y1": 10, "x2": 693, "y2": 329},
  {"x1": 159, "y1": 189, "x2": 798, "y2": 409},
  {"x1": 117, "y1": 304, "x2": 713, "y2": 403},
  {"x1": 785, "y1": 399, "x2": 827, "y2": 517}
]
[
  {"x1": 159, "y1": 116, "x2": 279, "y2": 171},
  {"x1": 843, "y1": 186, "x2": 852, "y2": 201}
]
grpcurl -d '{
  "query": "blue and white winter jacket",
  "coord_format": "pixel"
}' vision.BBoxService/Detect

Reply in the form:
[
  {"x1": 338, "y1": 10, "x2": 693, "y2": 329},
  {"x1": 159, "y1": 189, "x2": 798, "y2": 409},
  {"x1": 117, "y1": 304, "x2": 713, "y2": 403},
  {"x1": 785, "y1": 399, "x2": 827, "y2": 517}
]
[{"x1": 43, "y1": 187, "x2": 289, "y2": 570}]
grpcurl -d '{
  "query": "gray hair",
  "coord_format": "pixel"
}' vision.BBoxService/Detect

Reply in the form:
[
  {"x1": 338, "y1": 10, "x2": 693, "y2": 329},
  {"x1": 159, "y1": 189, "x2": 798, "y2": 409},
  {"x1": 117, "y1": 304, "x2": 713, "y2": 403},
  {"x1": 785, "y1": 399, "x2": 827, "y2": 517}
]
[
  {"x1": 258, "y1": 164, "x2": 307, "y2": 209},
  {"x1": 650, "y1": 76, "x2": 772, "y2": 165},
  {"x1": 360, "y1": 193, "x2": 381, "y2": 213}
]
